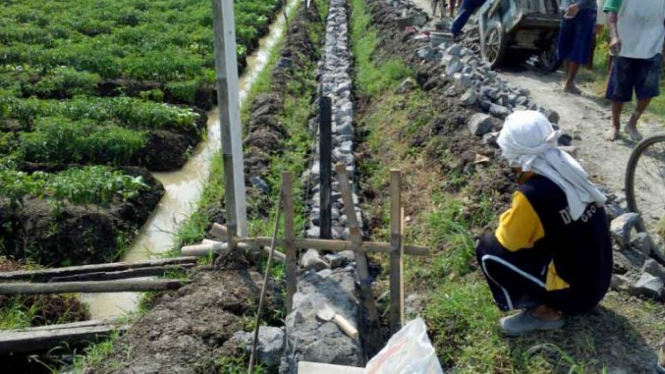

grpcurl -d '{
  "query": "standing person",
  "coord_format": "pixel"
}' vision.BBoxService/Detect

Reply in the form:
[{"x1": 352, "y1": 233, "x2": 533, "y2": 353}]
[
  {"x1": 557, "y1": 0, "x2": 598, "y2": 94},
  {"x1": 603, "y1": 0, "x2": 665, "y2": 142},
  {"x1": 450, "y1": 0, "x2": 486, "y2": 39},
  {"x1": 476, "y1": 111, "x2": 612, "y2": 336}
]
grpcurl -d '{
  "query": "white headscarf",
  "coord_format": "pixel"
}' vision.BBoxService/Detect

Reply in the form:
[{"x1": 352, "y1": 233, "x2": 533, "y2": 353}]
[{"x1": 497, "y1": 111, "x2": 606, "y2": 220}]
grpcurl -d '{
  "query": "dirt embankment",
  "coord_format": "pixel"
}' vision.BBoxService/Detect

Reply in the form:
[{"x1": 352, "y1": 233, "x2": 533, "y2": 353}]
[
  {"x1": 84, "y1": 4, "x2": 325, "y2": 373},
  {"x1": 0, "y1": 167, "x2": 163, "y2": 266}
]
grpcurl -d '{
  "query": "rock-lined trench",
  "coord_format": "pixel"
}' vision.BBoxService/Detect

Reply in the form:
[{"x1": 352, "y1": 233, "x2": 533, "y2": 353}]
[{"x1": 282, "y1": 0, "x2": 365, "y2": 369}]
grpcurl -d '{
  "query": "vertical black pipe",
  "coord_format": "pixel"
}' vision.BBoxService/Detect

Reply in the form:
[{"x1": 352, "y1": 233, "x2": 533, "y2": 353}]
[{"x1": 319, "y1": 96, "x2": 333, "y2": 240}]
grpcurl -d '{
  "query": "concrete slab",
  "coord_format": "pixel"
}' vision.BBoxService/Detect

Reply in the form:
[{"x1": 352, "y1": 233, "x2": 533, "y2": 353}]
[{"x1": 298, "y1": 362, "x2": 365, "y2": 374}]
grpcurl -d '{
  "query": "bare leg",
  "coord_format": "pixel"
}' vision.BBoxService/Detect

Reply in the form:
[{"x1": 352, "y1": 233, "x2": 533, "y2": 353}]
[
  {"x1": 563, "y1": 62, "x2": 581, "y2": 94},
  {"x1": 624, "y1": 98, "x2": 652, "y2": 141},
  {"x1": 604, "y1": 101, "x2": 623, "y2": 141}
]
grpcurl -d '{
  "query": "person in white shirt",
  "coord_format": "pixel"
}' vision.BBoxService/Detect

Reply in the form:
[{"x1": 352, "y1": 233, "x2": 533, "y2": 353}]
[{"x1": 603, "y1": 0, "x2": 665, "y2": 142}]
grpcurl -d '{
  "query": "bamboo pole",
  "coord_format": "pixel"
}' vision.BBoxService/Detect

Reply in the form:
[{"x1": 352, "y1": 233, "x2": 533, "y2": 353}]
[
  {"x1": 0, "y1": 257, "x2": 197, "y2": 282},
  {"x1": 389, "y1": 169, "x2": 404, "y2": 334},
  {"x1": 49, "y1": 265, "x2": 196, "y2": 283},
  {"x1": 282, "y1": 172, "x2": 297, "y2": 313},
  {"x1": 334, "y1": 163, "x2": 383, "y2": 358},
  {"x1": 181, "y1": 241, "x2": 285, "y2": 262},
  {"x1": 239, "y1": 237, "x2": 429, "y2": 256},
  {"x1": 0, "y1": 279, "x2": 187, "y2": 295},
  {"x1": 249, "y1": 183, "x2": 284, "y2": 373}
]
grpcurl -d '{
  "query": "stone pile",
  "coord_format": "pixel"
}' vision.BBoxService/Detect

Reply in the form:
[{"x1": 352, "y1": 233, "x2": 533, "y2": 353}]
[{"x1": 282, "y1": 0, "x2": 364, "y2": 370}]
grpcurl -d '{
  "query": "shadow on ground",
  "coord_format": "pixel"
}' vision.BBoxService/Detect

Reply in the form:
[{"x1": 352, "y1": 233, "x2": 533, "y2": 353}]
[{"x1": 507, "y1": 304, "x2": 657, "y2": 373}]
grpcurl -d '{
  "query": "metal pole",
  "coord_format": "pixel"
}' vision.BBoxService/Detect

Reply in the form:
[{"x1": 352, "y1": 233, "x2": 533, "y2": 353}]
[
  {"x1": 319, "y1": 97, "x2": 333, "y2": 240},
  {"x1": 212, "y1": 0, "x2": 248, "y2": 243}
]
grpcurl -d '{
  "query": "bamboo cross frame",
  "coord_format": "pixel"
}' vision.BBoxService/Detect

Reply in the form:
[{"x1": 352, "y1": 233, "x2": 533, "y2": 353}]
[{"x1": 180, "y1": 165, "x2": 429, "y2": 349}]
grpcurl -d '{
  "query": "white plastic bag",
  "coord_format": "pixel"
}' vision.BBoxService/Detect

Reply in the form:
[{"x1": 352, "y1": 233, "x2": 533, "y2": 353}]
[{"x1": 364, "y1": 317, "x2": 444, "y2": 374}]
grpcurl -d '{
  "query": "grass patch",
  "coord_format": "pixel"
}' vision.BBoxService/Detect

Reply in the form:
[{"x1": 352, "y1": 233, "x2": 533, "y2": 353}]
[{"x1": 350, "y1": 0, "x2": 411, "y2": 97}]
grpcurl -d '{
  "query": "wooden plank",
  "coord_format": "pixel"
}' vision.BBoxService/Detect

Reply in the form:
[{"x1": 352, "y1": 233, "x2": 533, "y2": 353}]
[
  {"x1": 319, "y1": 96, "x2": 333, "y2": 240},
  {"x1": 0, "y1": 323, "x2": 127, "y2": 354},
  {"x1": 0, "y1": 279, "x2": 187, "y2": 295},
  {"x1": 298, "y1": 362, "x2": 364, "y2": 374},
  {"x1": 181, "y1": 241, "x2": 285, "y2": 262},
  {"x1": 212, "y1": 0, "x2": 248, "y2": 238},
  {"x1": 0, "y1": 257, "x2": 197, "y2": 282},
  {"x1": 49, "y1": 264, "x2": 196, "y2": 283},
  {"x1": 389, "y1": 169, "x2": 403, "y2": 334},
  {"x1": 283, "y1": 172, "x2": 297, "y2": 314},
  {"x1": 12, "y1": 319, "x2": 119, "y2": 332},
  {"x1": 239, "y1": 237, "x2": 429, "y2": 256},
  {"x1": 334, "y1": 163, "x2": 383, "y2": 358}
]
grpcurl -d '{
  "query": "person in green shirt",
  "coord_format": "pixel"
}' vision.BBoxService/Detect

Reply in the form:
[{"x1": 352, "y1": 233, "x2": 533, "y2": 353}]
[{"x1": 603, "y1": 0, "x2": 665, "y2": 141}]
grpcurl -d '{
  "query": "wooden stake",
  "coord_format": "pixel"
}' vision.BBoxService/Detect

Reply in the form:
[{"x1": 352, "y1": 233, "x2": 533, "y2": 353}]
[
  {"x1": 389, "y1": 169, "x2": 404, "y2": 334},
  {"x1": 334, "y1": 163, "x2": 383, "y2": 358},
  {"x1": 0, "y1": 279, "x2": 187, "y2": 295},
  {"x1": 283, "y1": 172, "x2": 297, "y2": 313},
  {"x1": 212, "y1": 0, "x2": 248, "y2": 240},
  {"x1": 249, "y1": 183, "x2": 284, "y2": 373}
]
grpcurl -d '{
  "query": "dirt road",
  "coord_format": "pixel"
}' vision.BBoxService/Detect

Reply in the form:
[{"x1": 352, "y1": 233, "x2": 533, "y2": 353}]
[{"x1": 409, "y1": 0, "x2": 663, "y2": 197}]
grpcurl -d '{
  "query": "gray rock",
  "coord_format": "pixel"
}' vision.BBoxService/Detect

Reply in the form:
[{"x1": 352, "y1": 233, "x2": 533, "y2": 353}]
[
  {"x1": 610, "y1": 213, "x2": 641, "y2": 247},
  {"x1": 631, "y1": 232, "x2": 652, "y2": 256},
  {"x1": 446, "y1": 44, "x2": 462, "y2": 57},
  {"x1": 325, "y1": 253, "x2": 345, "y2": 268},
  {"x1": 416, "y1": 47, "x2": 438, "y2": 61},
  {"x1": 519, "y1": 88, "x2": 531, "y2": 96},
  {"x1": 454, "y1": 73, "x2": 473, "y2": 91},
  {"x1": 482, "y1": 131, "x2": 500, "y2": 147},
  {"x1": 285, "y1": 270, "x2": 362, "y2": 366},
  {"x1": 605, "y1": 203, "x2": 626, "y2": 222},
  {"x1": 480, "y1": 86, "x2": 499, "y2": 100},
  {"x1": 233, "y1": 327, "x2": 285, "y2": 368},
  {"x1": 547, "y1": 109, "x2": 560, "y2": 124},
  {"x1": 557, "y1": 133, "x2": 573, "y2": 146},
  {"x1": 446, "y1": 60, "x2": 462, "y2": 76},
  {"x1": 445, "y1": 86, "x2": 457, "y2": 97},
  {"x1": 404, "y1": 293, "x2": 428, "y2": 318},
  {"x1": 335, "y1": 121, "x2": 354, "y2": 136},
  {"x1": 468, "y1": 113, "x2": 493, "y2": 136},
  {"x1": 250, "y1": 176, "x2": 271, "y2": 194},
  {"x1": 301, "y1": 249, "x2": 330, "y2": 271},
  {"x1": 516, "y1": 95, "x2": 529, "y2": 106},
  {"x1": 643, "y1": 259, "x2": 665, "y2": 280},
  {"x1": 396, "y1": 77, "x2": 416, "y2": 94},
  {"x1": 630, "y1": 272, "x2": 664, "y2": 300},
  {"x1": 338, "y1": 250, "x2": 356, "y2": 263},
  {"x1": 460, "y1": 88, "x2": 477, "y2": 106},
  {"x1": 611, "y1": 274, "x2": 631, "y2": 291},
  {"x1": 462, "y1": 65, "x2": 474, "y2": 74},
  {"x1": 651, "y1": 235, "x2": 665, "y2": 263},
  {"x1": 489, "y1": 103, "x2": 511, "y2": 119},
  {"x1": 307, "y1": 226, "x2": 321, "y2": 238},
  {"x1": 317, "y1": 269, "x2": 332, "y2": 278},
  {"x1": 441, "y1": 54, "x2": 458, "y2": 66},
  {"x1": 479, "y1": 98, "x2": 492, "y2": 112}
]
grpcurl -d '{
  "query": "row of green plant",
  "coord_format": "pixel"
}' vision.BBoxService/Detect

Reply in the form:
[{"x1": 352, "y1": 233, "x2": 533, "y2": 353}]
[
  {"x1": 0, "y1": 95, "x2": 199, "y2": 130},
  {"x1": 1, "y1": 166, "x2": 149, "y2": 211},
  {"x1": 1, "y1": 0, "x2": 280, "y2": 84}
]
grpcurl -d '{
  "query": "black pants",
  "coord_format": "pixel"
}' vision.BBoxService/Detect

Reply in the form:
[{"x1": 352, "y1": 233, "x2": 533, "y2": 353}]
[{"x1": 476, "y1": 234, "x2": 599, "y2": 315}]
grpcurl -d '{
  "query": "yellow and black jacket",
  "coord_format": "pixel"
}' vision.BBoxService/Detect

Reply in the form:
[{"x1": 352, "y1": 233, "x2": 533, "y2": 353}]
[{"x1": 476, "y1": 174, "x2": 613, "y2": 314}]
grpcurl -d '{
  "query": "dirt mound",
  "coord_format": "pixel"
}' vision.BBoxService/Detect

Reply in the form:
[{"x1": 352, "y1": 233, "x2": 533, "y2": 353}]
[
  {"x1": 0, "y1": 167, "x2": 163, "y2": 266},
  {"x1": 87, "y1": 254, "x2": 278, "y2": 374}
]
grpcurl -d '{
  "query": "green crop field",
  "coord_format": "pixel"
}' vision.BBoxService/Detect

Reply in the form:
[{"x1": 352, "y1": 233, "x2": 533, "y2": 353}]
[{"x1": 0, "y1": 0, "x2": 282, "y2": 266}]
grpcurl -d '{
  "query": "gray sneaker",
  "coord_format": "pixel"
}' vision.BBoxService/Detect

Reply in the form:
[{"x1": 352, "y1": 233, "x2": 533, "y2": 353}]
[{"x1": 499, "y1": 310, "x2": 565, "y2": 336}]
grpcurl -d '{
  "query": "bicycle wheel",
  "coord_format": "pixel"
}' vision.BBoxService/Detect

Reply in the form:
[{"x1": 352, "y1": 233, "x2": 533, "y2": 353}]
[{"x1": 625, "y1": 133, "x2": 665, "y2": 233}]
